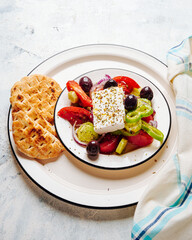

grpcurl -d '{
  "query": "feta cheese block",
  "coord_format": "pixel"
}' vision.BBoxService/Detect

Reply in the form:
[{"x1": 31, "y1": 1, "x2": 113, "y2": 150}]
[{"x1": 92, "y1": 87, "x2": 125, "y2": 134}]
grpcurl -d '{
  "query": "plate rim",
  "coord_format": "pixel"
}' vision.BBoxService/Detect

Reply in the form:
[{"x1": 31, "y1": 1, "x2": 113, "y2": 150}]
[
  {"x1": 27, "y1": 43, "x2": 167, "y2": 75},
  {"x1": 8, "y1": 106, "x2": 139, "y2": 209},
  {"x1": 8, "y1": 44, "x2": 170, "y2": 209},
  {"x1": 54, "y1": 67, "x2": 172, "y2": 170}
]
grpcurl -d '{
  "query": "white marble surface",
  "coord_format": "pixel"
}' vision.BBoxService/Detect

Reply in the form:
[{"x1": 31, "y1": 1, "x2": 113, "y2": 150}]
[{"x1": 1, "y1": 0, "x2": 192, "y2": 239}]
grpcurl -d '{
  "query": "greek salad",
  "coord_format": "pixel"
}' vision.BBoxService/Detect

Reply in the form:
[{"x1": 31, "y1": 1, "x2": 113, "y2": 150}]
[{"x1": 58, "y1": 75, "x2": 164, "y2": 159}]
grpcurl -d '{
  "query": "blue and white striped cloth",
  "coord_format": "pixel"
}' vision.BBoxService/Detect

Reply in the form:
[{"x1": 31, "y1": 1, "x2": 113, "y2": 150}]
[{"x1": 131, "y1": 37, "x2": 192, "y2": 240}]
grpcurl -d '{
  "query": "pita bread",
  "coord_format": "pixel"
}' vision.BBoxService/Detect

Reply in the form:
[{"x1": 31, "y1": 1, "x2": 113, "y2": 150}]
[{"x1": 10, "y1": 74, "x2": 64, "y2": 159}]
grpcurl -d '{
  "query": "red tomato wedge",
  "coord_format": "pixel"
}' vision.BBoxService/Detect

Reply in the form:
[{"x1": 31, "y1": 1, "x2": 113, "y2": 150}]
[
  {"x1": 66, "y1": 81, "x2": 92, "y2": 107},
  {"x1": 142, "y1": 110, "x2": 156, "y2": 123},
  {"x1": 127, "y1": 130, "x2": 153, "y2": 147},
  {"x1": 142, "y1": 115, "x2": 154, "y2": 123},
  {"x1": 113, "y1": 76, "x2": 140, "y2": 94},
  {"x1": 99, "y1": 134, "x2": 120, "y2": 154},
  {"x1": 58, "y1": 106, "x2": 93, "y2": 125}
]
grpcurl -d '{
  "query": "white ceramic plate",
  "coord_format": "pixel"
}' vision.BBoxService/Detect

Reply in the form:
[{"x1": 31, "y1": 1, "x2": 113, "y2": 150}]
[
  {"x1": 55, "y1": 68, "x2": 171, "y2": 169},
  {"x1": 8, "y1": 44, "x2": 178, "y2": 208}
]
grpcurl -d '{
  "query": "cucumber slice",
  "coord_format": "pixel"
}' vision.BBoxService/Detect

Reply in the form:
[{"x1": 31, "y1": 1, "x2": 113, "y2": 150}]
[
  {"x1": 68, "y1": 91, "x2": 79, "y2": 103},
  {"x1": 131, "y1": 88, "x2": 141, "y2": 97}
]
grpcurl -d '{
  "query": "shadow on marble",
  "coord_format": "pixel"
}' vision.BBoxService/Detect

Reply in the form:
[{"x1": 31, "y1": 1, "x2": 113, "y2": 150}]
[{"x1": 10, "y1": 149, "x2": 136, "y2": 221}]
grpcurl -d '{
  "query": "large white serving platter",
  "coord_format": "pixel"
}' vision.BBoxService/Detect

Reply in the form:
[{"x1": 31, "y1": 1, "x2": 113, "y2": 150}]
[
  {"x1": 55, "y1": 68, "x2": 171, "y2": 169},
  {"x1": 8, "y1": 44, "x2": 178, "y2": 208}
]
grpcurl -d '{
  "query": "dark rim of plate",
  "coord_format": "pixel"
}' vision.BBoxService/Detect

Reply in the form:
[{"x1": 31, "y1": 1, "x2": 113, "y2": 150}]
[
  {"x1": 54, "y1": 67, "x2": 171, "y2": 170},
  {"x1": 8, "y1": 44, "x2": 170, "y2": 209}
]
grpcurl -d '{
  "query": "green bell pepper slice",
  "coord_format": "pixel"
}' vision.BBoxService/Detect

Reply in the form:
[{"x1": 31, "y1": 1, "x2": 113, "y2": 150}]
[
  {"x1": 125, "y1": 104, "x2": 153, "y2": 123},
  {"x1": 141, "y1": 120, "x2": 164, "y2": 143},
  {"x1": 137, "y1": 98, "x2": 152, "y2": 107},
  {"x1": 112, "y1": 129, "x2": 139, "y2": 137},
  {"x1": 125, "y1": 120, "x2": 142, "y2": 133},
  {"x1": 125, "y1": 110, "x2": 141, "y2": 123},
  {"x1": 137, "y1": 104, "x2": 153, "y2": 118},
  {"x1": 116, "y1": 138, "x2": 128, "y2": 154}
]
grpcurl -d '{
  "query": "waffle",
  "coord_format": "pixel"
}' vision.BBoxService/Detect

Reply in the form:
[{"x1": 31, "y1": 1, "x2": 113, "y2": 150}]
[{"x1": 10, "y1": 74, "x2": 64, "y2": 159}]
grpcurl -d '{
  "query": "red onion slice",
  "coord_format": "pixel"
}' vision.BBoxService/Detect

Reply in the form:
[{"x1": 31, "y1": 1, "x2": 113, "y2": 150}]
[
  {"x1": 149, "y1": 120, "x2": 158, "y2": 128},
  {"x1": 72, "y1": 122, "x2": 87, "y2": 147},
  {"x1": 97, "y1": 74, "x2": 111, "y2": 85},
  {"x1": 90, "y1": 75, "x2": 111, "y2": 97},
  {"x1": 97, "y1": 133, "x2": 106, "y2": 142}
]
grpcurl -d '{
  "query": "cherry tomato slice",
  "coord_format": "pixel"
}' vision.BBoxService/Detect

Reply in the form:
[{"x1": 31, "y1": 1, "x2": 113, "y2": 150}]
[
  {"x1": 58, "y1": 106, "x2": 93, "y2": 125},
  {"x1": 99, "y1": 134, "x2": 120, "y2": 154},
  {"x1": 113, "y1": 76, "x2": 140, "y2": 94},
  {"x1": 127, "y1": 130, "x2": 153, "y2": 147},
  {"x1": 118, "y1": 81, "x2": 133, "y2": 94},
  {"x1": 66, "y1": 81, "x2": 92, "y2": 107}
]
